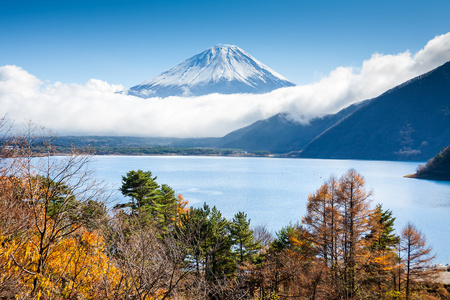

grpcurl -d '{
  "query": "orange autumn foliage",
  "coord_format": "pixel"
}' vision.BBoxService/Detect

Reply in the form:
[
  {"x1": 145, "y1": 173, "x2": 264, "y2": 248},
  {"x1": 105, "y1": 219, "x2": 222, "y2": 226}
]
[
  {"x1": 0, "y1": 174, "x2": 124, "y2": 299},
  {"x1": 0, "y1": 219, "x2": 123, "y2": 299}
]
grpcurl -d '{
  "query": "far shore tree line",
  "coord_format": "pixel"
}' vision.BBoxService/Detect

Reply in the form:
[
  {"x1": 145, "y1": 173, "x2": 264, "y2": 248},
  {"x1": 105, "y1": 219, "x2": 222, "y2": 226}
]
[
  {"x1": 23, "y1": 136, "x2": 271, "y2": 157},
  {"x1": 0, "y1": 118, "x2": 448, "y2": 300}
]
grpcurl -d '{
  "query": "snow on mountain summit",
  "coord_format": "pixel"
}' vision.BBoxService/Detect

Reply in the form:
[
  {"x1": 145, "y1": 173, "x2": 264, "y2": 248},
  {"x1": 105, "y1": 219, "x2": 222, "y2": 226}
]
[{"x1": 127, "y1": 45, "x2": 296, "y2": 98}]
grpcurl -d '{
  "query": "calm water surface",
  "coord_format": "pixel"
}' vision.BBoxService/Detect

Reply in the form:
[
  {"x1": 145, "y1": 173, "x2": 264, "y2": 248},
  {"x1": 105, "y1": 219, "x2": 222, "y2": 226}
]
[{"x1": 90, "y1": 156, "x2": 450, "y2": 264}]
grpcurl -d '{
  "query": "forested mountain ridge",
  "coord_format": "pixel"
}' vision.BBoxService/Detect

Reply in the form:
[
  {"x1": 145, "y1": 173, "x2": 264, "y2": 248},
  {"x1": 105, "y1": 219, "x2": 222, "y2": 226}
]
[
  {"x1": 407, "y1": 145, "x2": 450, "y2": 180},
  {"x1": 300, "y1": 61, "x2": 450, "y2": 160},
  {"x1": 217, "y1": 100, "x2": 369, "y2": 153},
  {"x1": 182, "y1": 61, "x2": 450, "y2": 159}
]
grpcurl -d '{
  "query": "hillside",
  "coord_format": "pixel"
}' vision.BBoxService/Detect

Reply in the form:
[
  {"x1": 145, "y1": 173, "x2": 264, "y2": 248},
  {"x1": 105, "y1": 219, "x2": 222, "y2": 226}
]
[
  {"x1": 218, "y1": 100, "x2": 368, "y2": 153},
  {"x1": 407, "y1": 146, "x2": 450, "y2": 180},
  {"x1": 300, "y1": 61, "x2": 450, "y2": 161}
]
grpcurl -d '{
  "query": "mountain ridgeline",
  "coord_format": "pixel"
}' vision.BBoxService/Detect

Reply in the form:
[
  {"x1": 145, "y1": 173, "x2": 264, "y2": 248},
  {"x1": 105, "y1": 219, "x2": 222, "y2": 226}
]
[
  {"x1": 57, "y1": 61, "x2": 450, "y2": 162},
  {"x1": 217, "y1": 100, "x2": 369, "y2": 153},
  {"x1": 184, "y1": 60, "x2": 446, "y2": 160},
  {"x1": 127, "y1": 45, "x2": 295, "y2": 98},
  {"x1": 299, "y1": 61, "x2": 450, "y2": 160}
]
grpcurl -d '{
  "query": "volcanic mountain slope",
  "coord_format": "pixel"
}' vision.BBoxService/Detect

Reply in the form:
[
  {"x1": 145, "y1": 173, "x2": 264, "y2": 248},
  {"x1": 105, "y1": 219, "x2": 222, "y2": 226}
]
[
  {"x1": 300, "y1": 61, "x2": 450, "y2": 161},
  {"x1": 126, "y1": 45, "x2": 295, "y2": 98}
]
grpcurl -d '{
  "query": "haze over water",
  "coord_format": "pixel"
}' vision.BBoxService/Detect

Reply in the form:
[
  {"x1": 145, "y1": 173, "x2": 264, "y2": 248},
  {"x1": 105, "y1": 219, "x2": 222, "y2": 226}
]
[{"x1": 92, "y1": 156, "x2": 450, "y2": 264}]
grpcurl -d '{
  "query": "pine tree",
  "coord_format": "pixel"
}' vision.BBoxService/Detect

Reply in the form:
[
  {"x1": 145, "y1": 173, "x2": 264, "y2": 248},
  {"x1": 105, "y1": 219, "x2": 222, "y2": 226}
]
[
  {"x1": 118, "y1": 170, "x2": 160, "y2": 213},
  {"x1": 207, "y1": 206, "x2": 235, "y2": 279},
  {"x1": 363, "y1": 204, "x2": 399, "y2": 298},
  {"x1": 118, "y1": 170, "x2": 186, "y2": 233},
  {"x1": 153, "y1": 183, "x2": 178, "y2": 232},
  {"x1": 366, "y1": 204, "x2": 398, "y2": 250},
  {"x1": 229, "y1": 212, "x2": 261, "y2": 266},
  {"x1": 176, "y1": 204, "x2": 234, "y2": 281}
]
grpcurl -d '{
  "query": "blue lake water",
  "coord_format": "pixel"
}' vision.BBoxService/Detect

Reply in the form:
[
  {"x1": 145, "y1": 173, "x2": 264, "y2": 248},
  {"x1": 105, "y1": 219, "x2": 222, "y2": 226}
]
[{"x1": 89, "y1": 155, "x2": 450, "y2": 264}]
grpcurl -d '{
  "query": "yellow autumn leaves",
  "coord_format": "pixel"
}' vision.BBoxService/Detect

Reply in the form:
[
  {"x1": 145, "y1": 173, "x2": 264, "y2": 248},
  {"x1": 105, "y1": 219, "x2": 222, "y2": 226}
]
[{"x1": 0, "y1": 175, "x2": 121, "y2": 299}]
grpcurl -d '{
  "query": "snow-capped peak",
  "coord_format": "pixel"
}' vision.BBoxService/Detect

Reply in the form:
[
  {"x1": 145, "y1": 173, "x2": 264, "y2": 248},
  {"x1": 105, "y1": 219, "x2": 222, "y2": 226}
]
[{"x1": 127, "y1": 45, "x2": 295, "y2": 98}]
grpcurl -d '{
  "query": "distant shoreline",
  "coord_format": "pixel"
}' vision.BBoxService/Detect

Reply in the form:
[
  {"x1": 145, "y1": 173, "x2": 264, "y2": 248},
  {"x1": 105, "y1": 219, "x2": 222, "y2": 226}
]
[
  {"x1": 46, "y1": 149, "x2": 277, "y2": 158},
  {"x1": 404, "y1": 173, "x2": 450, "y2": 181}
]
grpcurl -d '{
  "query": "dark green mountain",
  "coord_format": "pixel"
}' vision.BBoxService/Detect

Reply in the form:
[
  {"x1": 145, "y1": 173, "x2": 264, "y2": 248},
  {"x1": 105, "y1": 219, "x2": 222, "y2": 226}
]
[
  {"x1": 219, "y1": 101, "x2": 368, "y2": 153},
  {"x1": 407, "y1": 146, "x2": 450, "y2": 180},
  {"x1": 300, "y1": 61, "x2": 450, "y2": 160}
]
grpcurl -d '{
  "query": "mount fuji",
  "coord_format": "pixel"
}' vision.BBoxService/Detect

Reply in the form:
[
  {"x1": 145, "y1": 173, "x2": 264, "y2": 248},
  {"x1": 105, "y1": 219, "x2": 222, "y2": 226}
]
[{"x1": 126, "y1": 45, "x2": 296, "y2": 98}]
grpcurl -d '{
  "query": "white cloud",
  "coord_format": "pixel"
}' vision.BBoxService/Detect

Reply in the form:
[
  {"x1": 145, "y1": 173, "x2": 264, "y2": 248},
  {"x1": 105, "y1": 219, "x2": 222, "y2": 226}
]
[
  {"x1": 0, "y1": 65, "x2": 42, "y2": 98},
  {"x1": 1, "y1": 33, "x2": 450, "y2": 138}
]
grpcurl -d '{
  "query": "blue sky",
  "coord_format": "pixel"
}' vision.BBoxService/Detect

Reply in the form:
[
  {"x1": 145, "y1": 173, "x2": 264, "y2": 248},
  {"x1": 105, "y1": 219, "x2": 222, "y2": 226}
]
[
  {"x1": 1, "y1": 0, "x2": 450, "y2": 137},
  {"x1": 1, "y1": 0, "x2": 450, "y2": 87}
]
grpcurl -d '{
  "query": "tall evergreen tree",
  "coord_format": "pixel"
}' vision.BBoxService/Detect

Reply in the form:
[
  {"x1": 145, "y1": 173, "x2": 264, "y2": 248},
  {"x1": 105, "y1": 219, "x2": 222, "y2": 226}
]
[
  {"x1": 229, "y1": 212, "x2": 261, "y2": 266},
  {"x1": 176, "y1": 203, "x2": 235, "y2": 281},
  {"x1": 118, "y1": 170, "x2": 186, "y2": 233},
  {"x1": 118, "y1": 170, "x2": 160, "y2": 213},
  {"x1": 362, "y1": 204, "x2": 399, "y2": 298},
  {"x1": 366, "y1": 204, "x2": 398, "y2": 250},
  {"x1": 208, "y1": 206, "x2": 235, "y2": 280},
  {"x1": 153, "y1": 183, "x2": 178, "y2": 232}
]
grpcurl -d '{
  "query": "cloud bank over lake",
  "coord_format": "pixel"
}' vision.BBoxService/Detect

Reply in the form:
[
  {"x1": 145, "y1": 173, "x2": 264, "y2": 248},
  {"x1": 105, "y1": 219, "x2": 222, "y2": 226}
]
[{"x1": 1, "y1": 33, "x2": 450, "y2": 138}]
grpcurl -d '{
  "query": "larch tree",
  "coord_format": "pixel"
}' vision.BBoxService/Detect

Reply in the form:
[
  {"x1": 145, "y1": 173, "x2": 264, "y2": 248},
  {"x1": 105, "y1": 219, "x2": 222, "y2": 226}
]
[
  {"x1": 336, "y1": 169, "x2": 372, "y2": 298},
  {"x1": 303, "y1": 175, "x2": 340, "y2": 269},
  {"x1": 303, "y1": 169, "x2": 373, "y2": 299},
  {"x1": 400, "y1": 223, "x2": 436, "y2": 300}
]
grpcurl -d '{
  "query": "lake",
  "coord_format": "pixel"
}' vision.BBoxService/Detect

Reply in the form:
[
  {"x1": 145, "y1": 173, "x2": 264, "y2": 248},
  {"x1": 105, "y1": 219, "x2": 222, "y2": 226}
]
[{"x1": 90, "y1": 155, "x2": 450, "y2": 264}]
